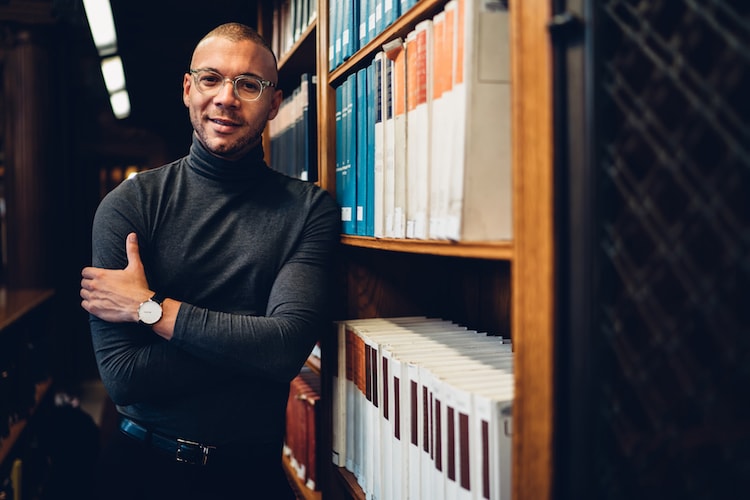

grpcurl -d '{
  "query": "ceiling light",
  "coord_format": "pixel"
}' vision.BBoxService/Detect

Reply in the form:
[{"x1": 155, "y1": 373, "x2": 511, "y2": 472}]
[
  {"x1": 82, "y1": 0, "x2": 118, "y2": 56},
  {"x1": 100, "y1": 56, "x2": 125, "y2": 93},
  {"x1": 109, "y1": 90, "x2": 131, "y2": 119}
]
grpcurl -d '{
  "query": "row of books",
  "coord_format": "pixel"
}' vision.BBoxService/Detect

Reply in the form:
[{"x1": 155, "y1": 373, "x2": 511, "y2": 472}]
[
  {"x1": 329, "y1": 0, "x2": 419, "y2": 71},
  {"x1": 268, "y1": 73, "x2": 318, "y2": 182},
  {"x1": 334, "y1": 0, "x2": 512, "y2": 241},
  {"x1": 284, "y1": 365, "x2": 322, "y2": 492},
  {"x1": 270, "y1": 0, "x2": 318, "y2": 60},
  {"x1": 332, "y1": 317, "x2": 513, "y2": 500}
]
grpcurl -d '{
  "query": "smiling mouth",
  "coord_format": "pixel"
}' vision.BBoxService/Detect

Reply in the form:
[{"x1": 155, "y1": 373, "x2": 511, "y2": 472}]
[{"x1": 210, "y1": 117, "x2": 239, "y2": 127}]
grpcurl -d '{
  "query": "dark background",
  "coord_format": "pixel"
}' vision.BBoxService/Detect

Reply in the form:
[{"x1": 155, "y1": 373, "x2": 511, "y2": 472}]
[{"x1": 65, "y1": 0, "x2": 260, "y2": 160}]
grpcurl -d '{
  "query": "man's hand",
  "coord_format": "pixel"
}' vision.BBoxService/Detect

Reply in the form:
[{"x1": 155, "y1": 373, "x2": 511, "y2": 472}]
[{"x1": 80, "y1": 232, "x2": 153, "y2": 323}]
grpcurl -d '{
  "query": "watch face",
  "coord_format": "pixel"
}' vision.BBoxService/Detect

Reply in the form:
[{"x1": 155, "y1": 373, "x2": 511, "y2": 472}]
[{"x1": 138, "y1": 300, "x2": 162, "y2": 325}]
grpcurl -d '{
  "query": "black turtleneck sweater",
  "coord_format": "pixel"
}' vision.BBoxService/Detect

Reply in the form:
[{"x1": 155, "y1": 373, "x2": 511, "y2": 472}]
[{"x1": 89, "y1": 136, "x2": 340, "y2": 446}]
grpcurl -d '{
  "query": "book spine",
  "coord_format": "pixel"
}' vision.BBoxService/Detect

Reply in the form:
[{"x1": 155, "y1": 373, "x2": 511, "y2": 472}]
[
  {"x1": 373, "y1": 52, "x2": 386, "y2": 238},
  {"x1": 355, "y1": 68, "x2": 368, "y2": 235}
]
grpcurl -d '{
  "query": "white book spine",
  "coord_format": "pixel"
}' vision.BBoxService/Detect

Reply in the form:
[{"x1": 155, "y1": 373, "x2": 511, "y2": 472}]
[
  {"x1": 373, "y1": 52, "x2": 386, "y2": 238},
  {"x1": 413, "y1": 20, "x2": 433, "y2": 239}
]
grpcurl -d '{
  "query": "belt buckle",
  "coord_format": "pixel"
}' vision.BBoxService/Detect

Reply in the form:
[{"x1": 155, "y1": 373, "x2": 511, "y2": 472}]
[{"x1": 175, "y1": 437, "x2": 215, "y2": 465}]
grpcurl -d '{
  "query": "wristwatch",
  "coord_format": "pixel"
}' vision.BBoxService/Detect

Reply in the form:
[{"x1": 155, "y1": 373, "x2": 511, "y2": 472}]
[{"x1": 137, "y1": 292, "x2": 165, "y2": 325}]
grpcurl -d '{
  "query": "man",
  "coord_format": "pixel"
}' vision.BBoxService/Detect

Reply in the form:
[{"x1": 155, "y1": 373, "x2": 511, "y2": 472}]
[{"x1": 80, "y1": 23, "x2": 339, "y2": 499}]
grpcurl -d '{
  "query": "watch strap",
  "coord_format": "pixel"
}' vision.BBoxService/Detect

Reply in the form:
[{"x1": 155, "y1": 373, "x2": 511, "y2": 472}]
[{"x1": 149, "y1": 292, "x2": 166, "y2": 305}]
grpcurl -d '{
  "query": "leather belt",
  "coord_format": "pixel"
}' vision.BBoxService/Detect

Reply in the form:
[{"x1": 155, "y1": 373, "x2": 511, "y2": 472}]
[{"x1": 119, "y1": 417, "x2": 217, "y2": 466}]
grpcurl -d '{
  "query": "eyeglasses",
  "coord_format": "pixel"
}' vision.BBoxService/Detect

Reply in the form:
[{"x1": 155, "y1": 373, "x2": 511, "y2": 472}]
[{"x1": 189, "y1": 68, "x2": 276, "y2": 102}]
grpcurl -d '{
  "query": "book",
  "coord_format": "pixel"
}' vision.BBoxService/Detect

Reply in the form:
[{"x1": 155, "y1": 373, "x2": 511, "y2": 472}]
[
  {"x1": 358, "y1": 0, "x2": 369, "y2": 49},
  {"x1": 428, "y1": 10, "x2": 452, "y2": 239},
  {"x1": 335, "y1": 81, "x2": 356, "y2": 234},
  {"x1": 446, "y1": 0, "x2": 512, "y2": 241},
  {"x1": 372, "y1": 52, "x2": 386, "y2": 237},
  {"x1": 299, "y1": 368, "x2": 323, "y2": 491},
  {"x1": 350, "y1": 0, "x2": 360, "y2": 58},
  {"x1": 341, "y1": 0, "x2": 354, "y2": 62},
  {"x1": 379, "y1": 341, "x2": 396, "y2": 499},
  {"x1": 367, "y1": 0, "x2": 377, "y2": 43},
  {"x1": 329, "y1": 0, "x2": 339, "y2": 69},
  {"x1": 331, "y1": 321, "x2": 348, "y2": 467},
  {"x1": 384, "y1": 38, "x2": 408, "y2": 238},
  {"x1": 285, "y1": 366, "x2": 322, "y2": 491},
  {"x1": 355, "y1": 67, "x2": 369, "y2": 235},
  {"x1": 405, "y1": 20, "x2": 433, "y2": 239},
  {"x1": 374, "y1": 0, "x2": 384, "y2": 35},
  {"x1": 470, "y1": 381, "x2": 513, "y2": 500},
  {"x1": 365, "y1": 60, "x2": 376, "y2": 236},
  {"x1": 300, "y1": 73, "x2": 318, "y2": 182},
  {"x1": 383, "y1": 0, "x2": 397, "y2": 30},
  {"x1": 383, "y1": 52, "x2": 396, "y2": 237},
  {"x1": 342, "y1": 321, "x2": 360, "y2": 475}
]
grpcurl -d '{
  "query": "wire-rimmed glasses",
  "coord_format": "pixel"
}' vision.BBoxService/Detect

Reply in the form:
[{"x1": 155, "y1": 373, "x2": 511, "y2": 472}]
[{"x1": 189, "y1": 68, "x2": 276, "y2": 102}]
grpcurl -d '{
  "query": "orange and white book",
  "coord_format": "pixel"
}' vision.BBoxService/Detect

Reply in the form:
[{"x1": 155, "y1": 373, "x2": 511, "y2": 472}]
[
  {"x1": 405, "y1": 20, "x2": 433, "y2": 239},
  {"x1": 428, "y1": 10, "x2": 453, "y2": 239}
]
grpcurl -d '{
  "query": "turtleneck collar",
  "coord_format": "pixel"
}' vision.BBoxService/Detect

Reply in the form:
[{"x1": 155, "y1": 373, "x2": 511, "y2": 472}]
[{"x1": 186, "y1": 134, "x2": 268, "y2": 182}]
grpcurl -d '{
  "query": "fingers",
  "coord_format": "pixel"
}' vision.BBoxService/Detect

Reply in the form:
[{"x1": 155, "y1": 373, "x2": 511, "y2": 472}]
[
  {"x1": 79, "y1": 232, "x2": 149, "y2": 320},
  {"x1": 125, "y1": 232, "x2": 142, "y2": 271}
]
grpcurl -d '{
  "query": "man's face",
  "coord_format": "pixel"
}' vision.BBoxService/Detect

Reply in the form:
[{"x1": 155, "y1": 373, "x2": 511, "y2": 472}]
[{"x1": 183, "y1": 37, "x2": 282, "y2": 160}]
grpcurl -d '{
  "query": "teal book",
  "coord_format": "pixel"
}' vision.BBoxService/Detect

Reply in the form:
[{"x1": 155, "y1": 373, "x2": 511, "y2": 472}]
[
  {"x1": 359, "y1": 0, "x2": 369, "y2": 48},
  {"x1": 355, "y1": 67, "x2": 369, "y2": 236},
  {"x1": 345, "y1": 72, "x2": 359, "y2": 234},
  {"x1": 335, "y1": 83, "x2": 355, "y2": 234},
  {"x1": 365, "y1": 61, "x2": 376, "y2": 236}
]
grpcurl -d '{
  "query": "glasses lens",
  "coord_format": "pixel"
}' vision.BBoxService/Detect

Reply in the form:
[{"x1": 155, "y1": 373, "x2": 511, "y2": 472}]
[
  {"x1": 235, "y1": 77, "x2": 263, "y2": 101},
  {"x1": 194, "y1": 71, "x2": 223, "y2": 93}
]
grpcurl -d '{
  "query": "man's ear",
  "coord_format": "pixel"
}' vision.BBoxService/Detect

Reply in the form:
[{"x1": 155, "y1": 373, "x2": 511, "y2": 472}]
[
  {"x1": 267, "y1": 88, "x2": 283, "y2": 120},
  {"x1": 182, "y1": 73, "x2": 192, "y2": 107}
]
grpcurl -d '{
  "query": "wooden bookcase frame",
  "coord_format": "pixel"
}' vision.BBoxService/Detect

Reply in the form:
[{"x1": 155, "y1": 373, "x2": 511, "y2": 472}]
[{"x1": 259, "y1": 0, "x2": 555, "y2": 498}]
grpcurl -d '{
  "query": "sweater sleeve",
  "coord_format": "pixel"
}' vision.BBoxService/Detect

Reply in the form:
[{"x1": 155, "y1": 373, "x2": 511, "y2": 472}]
[
  {"x1": 89, "y1": 184, "x2": 236, "y2": 406},
  {"x1": 169, "y1": 189, "x2": 341, "y2": 383}
]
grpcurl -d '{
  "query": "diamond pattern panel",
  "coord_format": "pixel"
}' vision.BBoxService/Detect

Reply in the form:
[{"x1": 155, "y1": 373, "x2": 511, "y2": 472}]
[{"x1": 595, "y1": 1, "x2": 750, "y2": 498}]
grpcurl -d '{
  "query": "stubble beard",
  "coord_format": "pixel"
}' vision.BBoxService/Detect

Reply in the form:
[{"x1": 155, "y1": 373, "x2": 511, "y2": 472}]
[{"x1": 192, "y1": 112, "x2": 265, "y2": 159}]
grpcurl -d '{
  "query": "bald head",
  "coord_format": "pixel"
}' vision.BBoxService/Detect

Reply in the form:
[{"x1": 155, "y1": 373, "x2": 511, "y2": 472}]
[{"x1": 191, "y1": 23, "x2": 278, "y2": 77}]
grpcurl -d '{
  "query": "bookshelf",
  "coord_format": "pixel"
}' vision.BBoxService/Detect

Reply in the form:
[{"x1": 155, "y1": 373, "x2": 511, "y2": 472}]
[
  {"x1": 260, "y1": 0, "x2": 555, "y2": 498},
  {"x1": 0, "y1": 288, "x2": 55, "y2": 471}
]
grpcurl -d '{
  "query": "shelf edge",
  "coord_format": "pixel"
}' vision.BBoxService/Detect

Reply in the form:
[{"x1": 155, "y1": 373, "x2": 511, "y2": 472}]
[{"x1": 340, "y1": 235, "x2": 513, "y2": 260}]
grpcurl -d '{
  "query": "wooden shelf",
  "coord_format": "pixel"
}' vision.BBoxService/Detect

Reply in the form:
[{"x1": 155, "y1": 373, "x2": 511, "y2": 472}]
[
  {"x1": 340, "y1": 235, "x2": 513, "y2": 261},
  {"x1": 0, "y1": 378, "x2": 53, "y2": 465},
  {"x1": 333, "y1": 466, "x2": 365, "y2": 500},
  {"x1": 0, "y1": 287, "x2": 54, "y2": 332},
  {"x1": 277, "y1": 22, "x2": 318, "y2": 94},
  {"x1": 282, "y1": 451, "x2": 322, "y2": 500}
]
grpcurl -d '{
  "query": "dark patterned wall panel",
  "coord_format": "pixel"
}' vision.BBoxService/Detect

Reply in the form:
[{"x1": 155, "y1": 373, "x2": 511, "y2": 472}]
[{"x1": 595, "y1": 1, "x2": 750, "y2": 498}]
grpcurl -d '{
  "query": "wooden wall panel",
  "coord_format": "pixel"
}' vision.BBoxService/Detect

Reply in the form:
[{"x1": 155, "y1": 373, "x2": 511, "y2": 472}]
[{"x1": 3, "y1": 28, "x2": 54, "y2": 288}]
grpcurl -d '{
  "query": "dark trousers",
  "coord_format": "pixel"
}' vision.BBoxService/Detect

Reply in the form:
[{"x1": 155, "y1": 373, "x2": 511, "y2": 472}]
[{"x1": 95, "y1": 427, "x2": 296, "y2": 500}]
